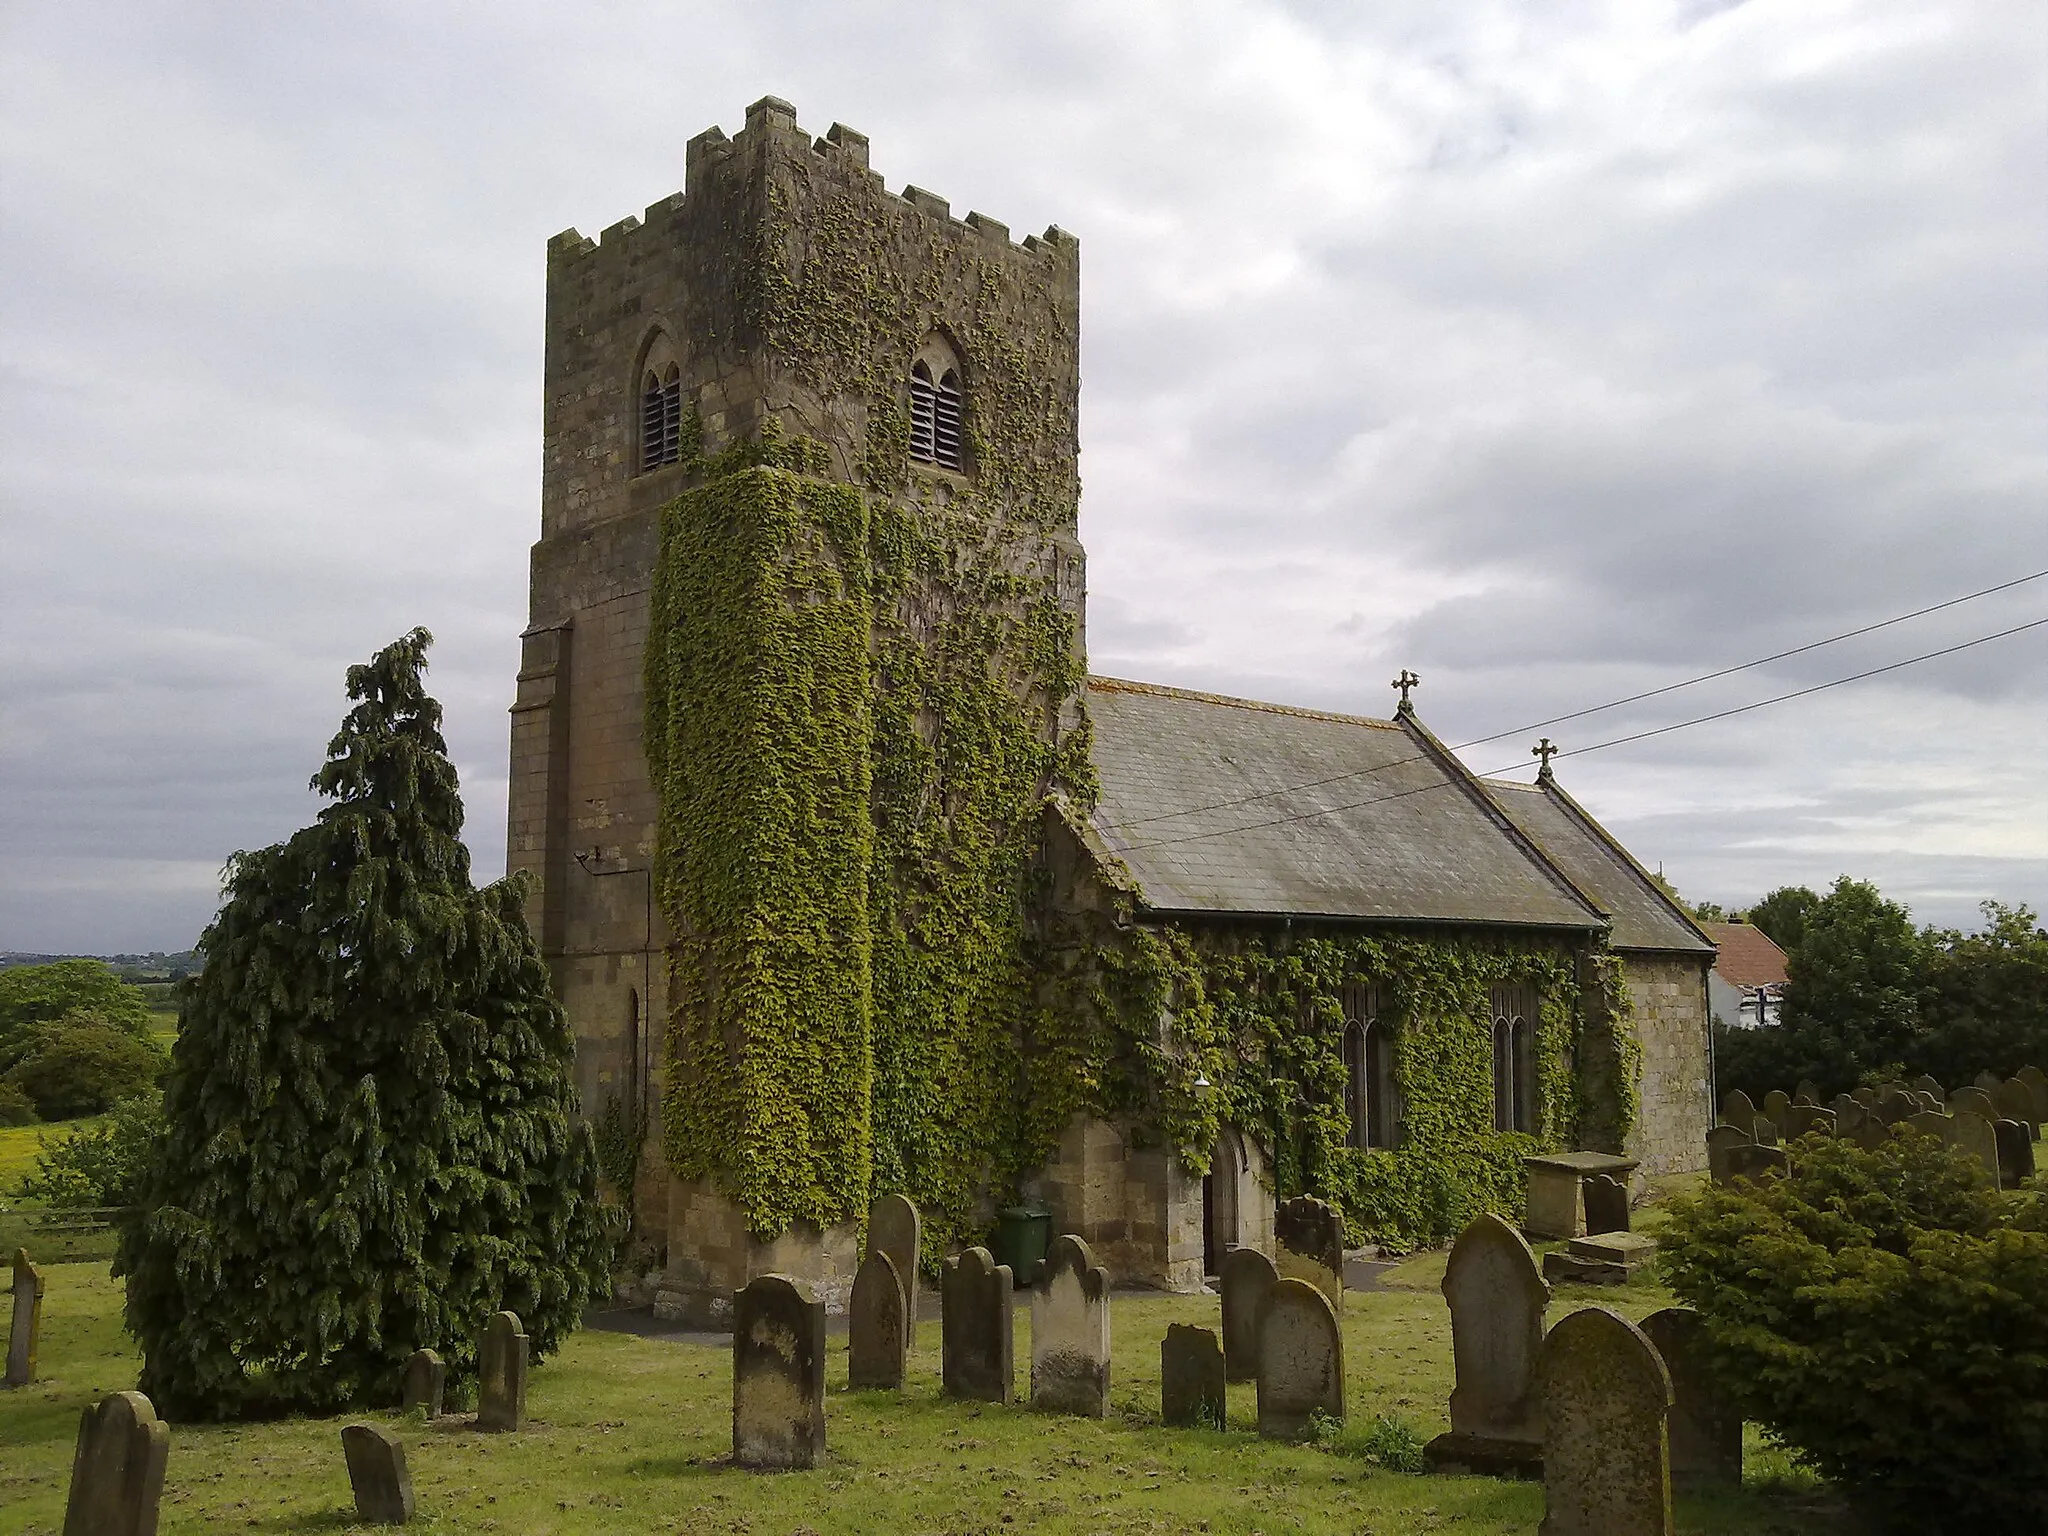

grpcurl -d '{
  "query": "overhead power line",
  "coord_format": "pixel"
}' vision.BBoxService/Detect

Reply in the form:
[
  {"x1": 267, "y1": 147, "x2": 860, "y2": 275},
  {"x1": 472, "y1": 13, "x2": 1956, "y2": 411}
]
[
  {"x1": 1115, "y1": 612, "x2": 2048, "y2": 855},
  {"x1": 1106, "y1": 564, "x2": 2048, "y2": 833}
]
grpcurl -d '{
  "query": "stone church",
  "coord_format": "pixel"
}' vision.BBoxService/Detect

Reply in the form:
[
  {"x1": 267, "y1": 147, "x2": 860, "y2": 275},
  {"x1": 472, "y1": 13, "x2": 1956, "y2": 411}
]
[{"x1": 508, "y1": 97, "x2": 1713, "y2": 1321}]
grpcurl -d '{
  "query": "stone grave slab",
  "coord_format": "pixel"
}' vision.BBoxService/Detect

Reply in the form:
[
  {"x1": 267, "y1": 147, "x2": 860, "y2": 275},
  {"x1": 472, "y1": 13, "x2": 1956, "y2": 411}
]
[
  {"x1": 941, "y1": 1245, "x2": 1014, "y2": 1403},
  {"x1": 1545, "y1": 1231, "x2": 1656, "y2": 1286},
  {"x1": 1723, "y1": 1143, "x2": 1790, "y2": 1183},
  {"x1": 1995, "y1": 1119, "x2": 2035, "y2": 1185},
  {"x1": 1523, "y1": 1152, "x2": 1637, "y2": 1240},
  {"x1": 1539, "y1": 1307, "x2": 1674, "y2": 1536},
  {"x1": 1994, "y1": 1079, "x2": 2038, "y2": 1133},
  {"x1": 869, "y1": 1193, "x2": 921, "y2": 1327},
  {"x1": 1256, "y1": 1277, "x2": 1343, "y2": 1441},
  {"x1": 1425, "y1": 1212, "x2": 1547, "y2": 1476},
  {"x1": 733, "y1": 1274, "x2": 826, "y2": 1470},
  {"x1": 1761, "y1": 1089, "x2": 1791, "y2": 1129},
  {"x1": 1795, "y1": 1079, "x2": 1822, "y2": 1106},
  {"x1": 342, "y1": 1422, "x2": 415, "y2": 1524},
  {"x1": 1031, "y1": 1234, "x2": 1110, "y2": 1417},
  {"x1": 1951, "y1": 1086, "x2": 1998, "y2": 1122},
  {"x1": 849, "y1": 1249, "x2": 908, "y2": 1390},
  {"x1": 476, "y1": 1311, "x2": 527, "y2": 1432},
  {"x1": 1638, "y1": 1308, "x2": 1740, "y2": 1487},
  {"x1": 1161, "y1": 1324, "x2": 1224, "y2": 1429},
  {"x1": 2017, "y1": 1065, "x2": 2048, "y2": 1122},
  {"x1": 1218, "y1": 1245, "x2": 1277, "y2": 1384},
  {"x1": 400, "y1": 1349, "x2": 444, "y2": 1418},
  {"x1": 1704, "y1": 1125, "x2": 1751, "y2": 1185},
  {"x1": 63, "y1": 1390, "x2": 169, "y2": 1536},
  {"x1": 7, "y1": 1247, "x2": 43, "y2": 1388},
  {"x1": 1719, "y1": 1089, "x2": 1757, "y2": 1128},
  {"x1": 1948, "y1": 1110, "x2": 2002, "y2": 1187},
  {"x1": 1911, "y1": 1074, "x2": 1945, "y2": 1105},
  {"x1": 1275, "y1": 1196, "x2": 1344, "y2": 1313}
]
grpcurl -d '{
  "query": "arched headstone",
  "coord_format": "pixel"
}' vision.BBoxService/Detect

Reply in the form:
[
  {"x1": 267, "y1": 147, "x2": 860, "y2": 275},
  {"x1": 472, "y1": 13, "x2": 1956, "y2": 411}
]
[
  {"x1": 1639, "y1": 1308, "x2": 1740, "y2": 1487},
  {"x1": 868, "y1": 1193, "x2": 922, "y2": 1327},
  {"x1": 733, "y1": 1275, "x2": 825, "y2": 1470},
  {"x1": 1911, "y1": 1075, "x2": 1945, "y2": 1105},
  {"x1": 62, "y1": 1391, "x2": 169, "y2": 1536},
  {"x1": 1425, "y1": 1213, "x2": 1548, "y2": 1475},
  {"x1": 1795, "y1": 1080, "x2": 1822, "y2": 1107},
  {"x1": 1705, "y1": 1124, "x2": 1752, "y2": 1186},
  {"x1": 1719, "y1": 1090, "x2": 1757, "y2": 1129},
  {"x1": 849, "y1": 1249, "x2": 907, "y2": 1390},
  {"x1": 1993, "y1": 1079, "x2": 2037, "y2": 1133},
  {"x1": 1761, "y1": 1089, "x2": 1791, "y2": 1129},
  {"x1": 1256, "y1": 1277, "x2": 1343, "y2": 1441},
  {"x1": 1031, "y1": 1234, "x2": 1110, "y2": 1417},
  {"x1": 1275, "y1": 1195, "x2": 1344, "y2": 1313},
  {"x1": 1539, "y1": 1307, "x2": 1674, "y2": 1536},
  {"x1": 941, "y1": 1246, "x2": 1014, "y2": 1403},
  {"x1": 1994, "y1": 1119, "x2": 2035, "y2": 1186},
  {"x1": 476, "y1": 1312, "x2": 527, "y2": 1433},
  {"x1": 1975, "y1": 1069, "x2": 2005, "y2": 1094},
  {"x1": 2016, "y1": 1065, "x2": 2048, "y2": 1122},
  {"x1": 400, "y1": 1348, "x2": 444, "y2": 1418},
  {"x1": 1951, "y1": 1086, "x2": 1998, "y2": 1122},
  {"x1": 1784, "y1": 1105, "x2": 1836, "y2": 1140},
  {"x1": 1908, "y1": 1109, "x2": 1952, "y2": 1144},
  {"x1": 1948, "y1": 1110, "x2": 2002, "y2": 1187},
  {"x1": 1218, "y1": 1245, "x2": 1278, "y2": 1384}
]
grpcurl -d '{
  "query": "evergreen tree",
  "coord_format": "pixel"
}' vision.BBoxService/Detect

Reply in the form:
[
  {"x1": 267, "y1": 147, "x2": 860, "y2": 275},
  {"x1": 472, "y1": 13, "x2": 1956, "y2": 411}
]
[{"x1": 118, "y1": 630, "x2": 618, "y2": 1418}]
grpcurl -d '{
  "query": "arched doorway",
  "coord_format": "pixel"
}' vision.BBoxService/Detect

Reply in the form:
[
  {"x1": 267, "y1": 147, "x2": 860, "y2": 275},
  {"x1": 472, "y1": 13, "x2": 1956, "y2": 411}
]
[{"x1": 1203, "y1": 1127, "x2": 1250, "y2": 1276}]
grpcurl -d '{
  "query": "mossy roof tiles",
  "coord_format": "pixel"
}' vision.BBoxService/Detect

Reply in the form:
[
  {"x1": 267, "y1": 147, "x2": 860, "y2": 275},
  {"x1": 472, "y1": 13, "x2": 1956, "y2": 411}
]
[{"x1": 1083, "y1": 677, "x2": 1604, "y2": 930}]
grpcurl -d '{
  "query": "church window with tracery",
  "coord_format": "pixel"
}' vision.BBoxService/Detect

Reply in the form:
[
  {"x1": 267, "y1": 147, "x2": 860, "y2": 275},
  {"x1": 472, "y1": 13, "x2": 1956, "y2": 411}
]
[
  {"x1": 642, "y1": 363, "x2": 682, "y2": 471},
  {"x1": 1490, "y1": 983, "x2": 1537, "y2": 1133},
  {"x1": 909, "y1": 343, "x2": 965, "y2": 471},
  {"x1": 1342, "y1": 981, "x2": 1399, "y2": 1150}
]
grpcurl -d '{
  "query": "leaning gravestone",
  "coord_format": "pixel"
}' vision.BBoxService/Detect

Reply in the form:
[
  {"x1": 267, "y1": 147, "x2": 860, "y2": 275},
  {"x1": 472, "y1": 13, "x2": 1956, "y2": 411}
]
[
  {"x1": 1424, "y1": 1212, "x2": 1548, "y2": 1475},
  {"x1": 63, "y1": 1390, "x2": 170, "y2": 1536},
  {"x1": 1638, "y1": 1308, "x2": 1740, "y2": 1487},
  {"x1": 1704, "y1": 1124, "x2": 1752, "y2": 1186},
  {"x1": 941, "y1": 1245, "x2": 1014, "y2": 1403},
  {"x1": 1218, "y1": 1245, "x2": 1278, "y2": 1384},
  {"x1": 733, "y1": 1275, "x2": 826, "y2": 1470},
  {"x1": 1539, "y1": 1307, "x2": 1674, "y2": 1536},
  {"x1": 400, "y1": 1349, "x2": 444, "y2": 1417},
  {"x1": 1031, "y1": 1234, "x2": 1110, "y2": 1417},
  {"x1": 1274, "y1": 1195, "x2": 1344, "y2": 1313},
  {"x1": 342, "y1": 1422, "x2": 415, "y2": 1524},
  {"x1": 1257, "y1": 1276, "x2": 1343, "y2": 1441},
  {"x1": 849, "y1": 1249, "x2": 908, "y2": 1390},
  {"x1": 1161, "y1": 1324, "x2": 1225, "y2": 1429},
  {"x1": 1994, "y1": 1119, "x2": 2035, "y2": 1186},
  {"x1": 1947, "y1": 1110, "x2": 2002, "y2": 1188},
  {"x1": 1583, "y1": 1175, "x2": 1629, "y2": 1235},
  {"x1": 476, "y1": 1311, "x2": 528, "y2": 1432},
  {"x1": 868, "y1": 1193, "x2": 922, "y2": 1327},
  {"x1": 6, "y1": 1248, "x2": 43, "y2": 1388}
]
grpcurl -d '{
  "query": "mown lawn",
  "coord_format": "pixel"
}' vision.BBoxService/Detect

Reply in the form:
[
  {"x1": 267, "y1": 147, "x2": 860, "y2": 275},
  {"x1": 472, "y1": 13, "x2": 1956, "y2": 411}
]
[
  {"x1": 0, "y1": 1251, "x2": 1854, "y2": 1535},
  {"x1": 0, "y1": 1118, "x2": 98, "y2": 1195}
]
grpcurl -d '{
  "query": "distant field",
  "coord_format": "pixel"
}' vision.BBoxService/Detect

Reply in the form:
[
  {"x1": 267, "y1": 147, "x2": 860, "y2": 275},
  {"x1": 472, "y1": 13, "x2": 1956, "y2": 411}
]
[{"x1": 0, "y1": 1116, "x2": 98, "y2": 1196}]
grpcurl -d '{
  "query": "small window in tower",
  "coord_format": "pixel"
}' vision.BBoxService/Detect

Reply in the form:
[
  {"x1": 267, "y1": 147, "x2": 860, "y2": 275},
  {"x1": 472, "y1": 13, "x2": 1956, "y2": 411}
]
[
  {"x1": 908, "y1": 341, "x2": 967, "y2": 472},
  {"x1": 642, "y1": 364, "x2": 682, "y2": 472}
]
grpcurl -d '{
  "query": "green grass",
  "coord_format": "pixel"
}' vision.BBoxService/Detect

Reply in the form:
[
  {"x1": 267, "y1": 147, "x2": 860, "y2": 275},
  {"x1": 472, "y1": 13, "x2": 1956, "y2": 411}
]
[
  {"x1": 0, "y1": 1258, "x2": 1854, "y2": 1534},
  {"x1": 0, "y1": 1117, "x2": 99, "y2": 1196}
]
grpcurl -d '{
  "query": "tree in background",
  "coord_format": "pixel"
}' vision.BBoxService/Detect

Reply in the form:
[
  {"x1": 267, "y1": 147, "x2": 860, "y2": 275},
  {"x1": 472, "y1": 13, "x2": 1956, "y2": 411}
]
[
  {"x1": 118, "y1": 629, "x2": 619, "y2": 1419},
  {"x1": 1745, "y1": 884, "x2": 1821, "y2": 955},
  {"x1": 1918, "y1": 902, "x2": 2048, "y2": 1086},
  {"x1": 0, "y1": 958, "x2": 154, "y2": 1072},
  {"x1": 0, "y1": 959, "x2": 166, "y2": 1120}
]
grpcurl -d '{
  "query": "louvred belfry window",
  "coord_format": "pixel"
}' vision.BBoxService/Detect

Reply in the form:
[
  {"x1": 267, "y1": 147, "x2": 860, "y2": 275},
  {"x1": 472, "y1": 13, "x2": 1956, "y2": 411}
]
[
  {"x1": 642, "y1": 365, "x2": 682, "y2": 471},
  {"x1": 909, "y1": 360, "x2": 965, "y2": 471}
]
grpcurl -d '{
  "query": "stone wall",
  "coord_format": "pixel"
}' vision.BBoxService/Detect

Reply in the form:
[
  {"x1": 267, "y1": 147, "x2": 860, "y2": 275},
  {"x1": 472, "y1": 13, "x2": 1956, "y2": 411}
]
[
  {"x1": 1621, "y1": 951, "x2": 1713, "y2": 1178},
  {"x1": 1023, "y1": 1116, "x2": 1207, "y2": 1293}
]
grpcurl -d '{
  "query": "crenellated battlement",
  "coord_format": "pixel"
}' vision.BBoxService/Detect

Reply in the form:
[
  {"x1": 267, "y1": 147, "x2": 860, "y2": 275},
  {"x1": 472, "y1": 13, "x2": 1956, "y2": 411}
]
[{"x1": 547, "y1": 96, "x2": 1075, "y2": 274}]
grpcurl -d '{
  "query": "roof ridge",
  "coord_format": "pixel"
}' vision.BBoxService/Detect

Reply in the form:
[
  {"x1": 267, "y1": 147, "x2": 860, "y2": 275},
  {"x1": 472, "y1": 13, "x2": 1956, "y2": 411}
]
[{"x1": 1086, "y1": 674, "x2": 1402, "y2": 731}]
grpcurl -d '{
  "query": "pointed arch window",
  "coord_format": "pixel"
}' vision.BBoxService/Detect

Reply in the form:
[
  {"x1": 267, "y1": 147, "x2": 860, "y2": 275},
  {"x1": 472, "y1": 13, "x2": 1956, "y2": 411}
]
[
  {"x1": 1491, "y1": 983, "x2": 1537, "y2": 1133},
  {"x1": 909, "y1": 341, "x2": 965, "y2": 471},
  {"x1": 642, "y1": 363, "x2": 682, "y2": 471},
  {"x1": 1342, "y1": 981, "x2": 1399, "y2": 1150}
]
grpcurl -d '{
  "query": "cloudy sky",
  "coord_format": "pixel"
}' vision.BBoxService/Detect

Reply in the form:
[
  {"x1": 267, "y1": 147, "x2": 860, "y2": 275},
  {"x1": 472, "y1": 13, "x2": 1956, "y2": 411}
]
[{"x1": 3, "y1": 1, "x2": 2044, "y2": 953}]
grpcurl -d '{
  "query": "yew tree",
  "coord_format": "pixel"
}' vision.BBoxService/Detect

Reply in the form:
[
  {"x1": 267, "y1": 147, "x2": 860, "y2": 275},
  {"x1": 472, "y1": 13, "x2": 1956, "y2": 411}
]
[{"x1": 119, "y1": 629, "x2": 618, "y2": 1418}]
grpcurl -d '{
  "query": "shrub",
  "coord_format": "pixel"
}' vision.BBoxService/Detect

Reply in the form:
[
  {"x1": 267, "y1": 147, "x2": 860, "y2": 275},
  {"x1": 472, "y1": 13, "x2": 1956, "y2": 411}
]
[
  {"x1": 17, "y1": 1092, "x2": 161, "y2": 1206},
  {"x1": 0, "y1": 1081, "x2": 36, "y2": 1126},
  {"x1": 0, "y1": 959, "x2": 154, "y2": 1071},
  {"x1": 4, "y1": 1015, "x2": 167, "y2": 1120},
  {"x1": 1658, "y1": 1129, "x2": 2048, "y2": 1531}
]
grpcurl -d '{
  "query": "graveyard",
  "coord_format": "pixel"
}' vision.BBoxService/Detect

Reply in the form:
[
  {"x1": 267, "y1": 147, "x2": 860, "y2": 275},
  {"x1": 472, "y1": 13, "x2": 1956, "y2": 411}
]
[{"x1": 4, "y1": 1220, "x2": 1845, "y2": 1535}]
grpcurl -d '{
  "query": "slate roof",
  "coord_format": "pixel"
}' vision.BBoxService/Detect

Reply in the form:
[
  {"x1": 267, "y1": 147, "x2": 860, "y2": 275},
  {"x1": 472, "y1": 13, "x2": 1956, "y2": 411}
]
[
  {"x1": 1481, "y1": 778, "x2": 1714, "y2": 955},
  {"x1": 1699, "y1": 922, "x2": 1789, "y2": 987},
  {"x1": 1082, "y1": 677, "x2": 1603, "y2": 930}
]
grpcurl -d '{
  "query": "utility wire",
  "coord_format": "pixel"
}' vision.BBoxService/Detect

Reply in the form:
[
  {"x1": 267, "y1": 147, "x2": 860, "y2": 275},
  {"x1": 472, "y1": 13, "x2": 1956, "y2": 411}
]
[
  {"x1": 1115, "y1": 613, "x2": 2048, "y2": 855},
  {"x1": 1106, "y1": 564, "x2": 2048, "y2": 833}
]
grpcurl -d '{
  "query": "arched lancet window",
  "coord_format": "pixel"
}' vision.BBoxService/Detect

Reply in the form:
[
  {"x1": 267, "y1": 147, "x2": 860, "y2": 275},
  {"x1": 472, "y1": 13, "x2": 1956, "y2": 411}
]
[
  {"x1": 625, "y1": 986, "x2": 642, "y2": 1118},
  {"x1": 1490, "y1": 984, "x2": 1537, "y2": 1133},
  {"x1": 908, "y1": 338, "x2": 966, "y2": 471},
  {"x1": 641, "y1": 364, "x2": 682, "y2": 471},
  {"x1": 1342, "y1": 981, "x2": 1398, "y2": 1149}
]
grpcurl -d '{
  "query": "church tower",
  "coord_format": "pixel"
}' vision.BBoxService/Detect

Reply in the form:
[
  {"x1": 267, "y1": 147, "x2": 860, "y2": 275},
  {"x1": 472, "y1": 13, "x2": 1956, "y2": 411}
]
[{"x1": 509, "y1": 97, "x2": 1086, "y2": 1319}]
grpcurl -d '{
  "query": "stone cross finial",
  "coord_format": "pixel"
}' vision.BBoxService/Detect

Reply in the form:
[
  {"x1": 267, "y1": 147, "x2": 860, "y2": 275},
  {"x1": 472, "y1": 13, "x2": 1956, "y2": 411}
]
[
  {"x1": 1533, "y1": 738, "x2": 1558, "y2": 781},
  {"x1": 1392, "y1": 669, "x2": 1421, "y2": 709}
]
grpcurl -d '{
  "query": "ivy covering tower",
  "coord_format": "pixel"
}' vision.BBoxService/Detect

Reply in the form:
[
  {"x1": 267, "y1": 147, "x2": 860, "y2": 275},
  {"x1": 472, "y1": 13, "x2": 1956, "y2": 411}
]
[{"x1": 120, "y1": 629, "x2": 617, "y2": 1418}]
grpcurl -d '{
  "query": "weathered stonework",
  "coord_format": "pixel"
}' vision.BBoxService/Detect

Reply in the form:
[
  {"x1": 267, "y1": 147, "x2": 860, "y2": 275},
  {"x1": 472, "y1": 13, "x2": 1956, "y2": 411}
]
[{"x1": 1620, "y1": 953, "x2": 1713, "y2": 1180}]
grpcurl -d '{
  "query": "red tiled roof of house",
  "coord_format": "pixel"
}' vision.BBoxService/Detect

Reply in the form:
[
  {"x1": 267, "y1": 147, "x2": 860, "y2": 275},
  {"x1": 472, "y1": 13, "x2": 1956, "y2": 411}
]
[{"x1": 1701, "y1": 922, "x2": 1790, "y2": 988}]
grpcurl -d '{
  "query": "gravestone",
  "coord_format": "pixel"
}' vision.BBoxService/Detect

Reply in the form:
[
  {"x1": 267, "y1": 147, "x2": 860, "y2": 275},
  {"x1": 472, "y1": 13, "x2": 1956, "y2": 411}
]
[
  {"x1": 1975, "y1": 1069, "x2": 2005, "y2": 1094},
  {"x1": 1852, "y1": 1085, "x2": 1877, "y2": 1107},
  {"x1": 1747, "y1": 1112, "x2": 1780, "y2": 1145},
  {"x1": 7, "y1": 1248, "x2": 43, "y2": 1388},
  {"x1": 1908, "y1": 1109, "x2": 1952, "y2": 1144},
  {"x1": 1873, "y1": 1088, "x2": 1916, "y2": 1125},
  {"x1": 1722, "y1": 1143, "x2": 1789, "y2": 1184},
  {"x1": 400, "y1": 1349, "x2": 444, "y2": 1418},
  {"x1": 1761, "y1": 1089, "x2": 1791, "y2": 1130},
  {"x1": 1274, "y1": 1195, "x2": 1344, "y2": 1312},
  {"x1": 1795, "y1": 1079, "x2": 1822, "y2": 1106},
  {"x1": 848, "y1": 1249, "x2": 908, "y2": 1390},
  {"x1": 1031, "y1": 1234, "x2": 1111, "y2": 1417},
  {"x1": 1545, "y1": 1231, "x2": 1656, "y2": 1286},
  {"x1": 1719, "y1": 1089, "x2": 1757, "y2": 1128},
  {"x1": 1948, "y1": 1110, "x2": 2002, "y2": 1187},
  {"x1": 1831, "y1": 1094, "x2": 1863, "y2": 1134},
  {"x1": 62, "y1": 1390, "x2": 169, "y2": 1536},
  {"x1": 1912, "y1": 1074, "x2": 1945, "y2": 1105},
  {"x1": 342, "y1": 1422, "x2": 415, "y2": 1524},
  {"x1": 1218, "y1": 1245, "x2": 1278, "y2": 1383},
  {"x1": 941, "y1": 1245, "x2": 1014, "y2": 1403},
  {"x1": 1425, "y1": 1212, "x2": 1548, "y2": 1476},
  {"x1": 869, "y1": 1193, "x2": 922, "y2": 1326},
  {"x1": 1524, "y1": 1151, "x2": 1638, "y2": 1238},
  {"x1": 1705, "y1": 1124, "x2": 1752, "y2": 1185},
  {"x1": 476, "y1": 1311, "x2": 528, "y2": 1432},
  {"x1": 1994, "y1": 1119, "x2": 2035, "y2": 1186},
  {"x1": 1994, "y1": 1079, "x2": 2038, "y2": 1133},
  {"x1": 732, "y1": 1274, "x2": 826, "y2": 1470},
  {"x1": 1638, "y1": 1308, "x2": 1740, "y2": 1487},
  {"x1": 1783, "y1": 1105, "x2": 1836, "y2": 1140},
  {"x1": 1951, "y1": 1086, "x2": 1998, "y2": 1122},
  {"x1": 1539, "y1": 1307, "x2": 1674, "y2": 1536},
  {"x1": 1161, "y1": 1324, "x2": 1225, "y2": 1428},
  {"x1": 1847, "y1": 1110, "x2": 1889, "y2": 1152},
  {"x1": 2017, "y1": 1065, "x2": 2048, "y2": 1122},
  {"x1": 1583, "y1": 1175, "x2": 1629, "y2": 1235},
  {"x1": 1256, "y1": 1277, "x2": 1343, "y2": 1441}
]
